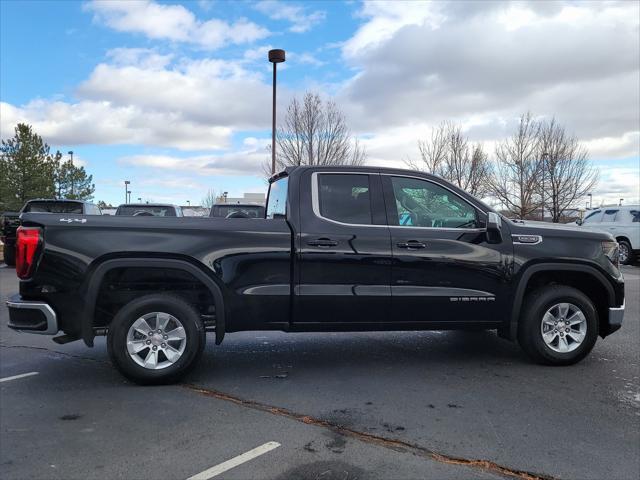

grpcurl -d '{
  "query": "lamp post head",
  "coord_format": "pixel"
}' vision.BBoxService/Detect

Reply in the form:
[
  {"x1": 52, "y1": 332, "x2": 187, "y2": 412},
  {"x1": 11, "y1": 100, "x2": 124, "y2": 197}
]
[
  {"x1": 124, "y1": 180, "x2": 130, "y2": 185},
  {"x1": 268, "y1": 49, "x2": 286, "y2": 63}
]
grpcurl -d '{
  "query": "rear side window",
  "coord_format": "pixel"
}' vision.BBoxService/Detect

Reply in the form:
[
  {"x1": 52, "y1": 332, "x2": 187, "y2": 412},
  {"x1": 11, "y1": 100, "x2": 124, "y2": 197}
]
[
  {"x1": 602, "y1": 209, "x2": 618, "y2": 222},
  {"x1": 266, "y1": 177, "x2": 288, "y2": 219},
  {"x1": 631, "y1": 210, "x2": 640, "y2": 223},
  {"x1": 317, "y1": 174, "x2": 372, "y2": 225}
]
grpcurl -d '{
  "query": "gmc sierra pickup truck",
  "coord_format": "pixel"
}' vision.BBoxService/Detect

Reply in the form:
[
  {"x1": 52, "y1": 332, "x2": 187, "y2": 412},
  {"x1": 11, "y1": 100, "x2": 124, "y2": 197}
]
[{"x1": 6, "y1": 166, "x2": 625, "y2": 384}]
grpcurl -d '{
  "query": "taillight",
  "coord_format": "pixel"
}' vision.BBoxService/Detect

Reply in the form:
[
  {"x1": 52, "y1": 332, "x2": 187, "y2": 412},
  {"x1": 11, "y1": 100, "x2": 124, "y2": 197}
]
[{"x1": 16, "y1": 227, "x2": 42, "y2": 279}]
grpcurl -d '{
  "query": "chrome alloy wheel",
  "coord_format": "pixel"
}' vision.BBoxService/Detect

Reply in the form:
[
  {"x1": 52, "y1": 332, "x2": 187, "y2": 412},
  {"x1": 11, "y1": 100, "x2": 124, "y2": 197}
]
[
  {"x1": 619, "y1": 243, "x2": 629, "y2": 264},
  {"x1": 126, "y1": 312, "x2": 187, "y2": 370},
  {"x1": 540, "y1": 303, "x2": 587, "y2": 353}
]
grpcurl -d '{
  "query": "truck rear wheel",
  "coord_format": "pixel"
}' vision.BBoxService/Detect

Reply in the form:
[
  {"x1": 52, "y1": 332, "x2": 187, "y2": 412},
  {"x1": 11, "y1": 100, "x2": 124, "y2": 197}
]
[
  {"x1": 107, "y1": 294, "x2": 205, "y2": 385},
  {"x1": 518, "y1": 285, "x2": 598, "y2": 366},
  {"x1": 3, "y1": 244, "x2": 16, "y2": 267}
]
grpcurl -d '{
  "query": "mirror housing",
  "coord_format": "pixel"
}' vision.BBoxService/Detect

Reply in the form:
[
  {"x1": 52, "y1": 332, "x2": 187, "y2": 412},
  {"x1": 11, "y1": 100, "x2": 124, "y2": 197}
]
[{"x1": 486, "y1": 212, "x2": 502, "y2": 244}]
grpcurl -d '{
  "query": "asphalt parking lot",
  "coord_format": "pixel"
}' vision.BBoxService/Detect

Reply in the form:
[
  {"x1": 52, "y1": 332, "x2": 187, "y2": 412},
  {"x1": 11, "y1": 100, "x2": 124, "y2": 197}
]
[{"x1": 1, "y1": 265, "x2": 638, "y2": 480}]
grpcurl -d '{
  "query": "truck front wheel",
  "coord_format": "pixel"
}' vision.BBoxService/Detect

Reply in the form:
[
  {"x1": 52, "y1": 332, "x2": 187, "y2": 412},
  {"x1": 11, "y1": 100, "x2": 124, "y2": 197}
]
[
  {"x1": 107, "y1": 294, "x2": 205, "y2": 385},
  {"x1": 518, "y1": 285, "x2": 598, "y2": 366}
]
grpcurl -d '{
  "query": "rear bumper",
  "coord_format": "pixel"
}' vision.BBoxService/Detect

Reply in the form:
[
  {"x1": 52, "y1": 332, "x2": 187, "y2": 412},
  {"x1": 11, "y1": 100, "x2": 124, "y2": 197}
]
[{"x1": 6, "y1": 294, "x2": 59, "y2": 335}]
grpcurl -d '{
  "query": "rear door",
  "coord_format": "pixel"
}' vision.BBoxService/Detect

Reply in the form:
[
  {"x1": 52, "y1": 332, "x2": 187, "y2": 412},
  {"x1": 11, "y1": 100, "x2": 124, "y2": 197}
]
[
  {"x1": 295, "y1": 170, "x2": 392, "y2": 325},
  {"x1": 382, "y1": 174, "x2": 512, "y2": 326}
]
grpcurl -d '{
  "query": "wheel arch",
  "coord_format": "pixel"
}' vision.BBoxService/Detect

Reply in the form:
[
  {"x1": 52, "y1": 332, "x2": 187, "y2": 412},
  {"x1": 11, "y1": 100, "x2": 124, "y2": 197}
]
[
  {"x1": 81, "y1": 257, "x2": 225, "y2": 347},
  {"x1": 508, "y1": 263, "x2": 615, "y2": 341}
]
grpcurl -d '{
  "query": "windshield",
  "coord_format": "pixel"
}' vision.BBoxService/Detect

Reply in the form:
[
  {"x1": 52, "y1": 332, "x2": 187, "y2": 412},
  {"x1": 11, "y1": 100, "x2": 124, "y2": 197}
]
[
  {"x1": 266, "y1": 177, "x2": 288, "y2": 219},
  {"x1": 210, "y1": 205, "x2": 265, "y2": 218},
  {"x1": 24, "y1": 201, "x2": 83, "y2": 214},
  {"x1": 116, "y1": 206, "x2": 176, "y2": 217}
]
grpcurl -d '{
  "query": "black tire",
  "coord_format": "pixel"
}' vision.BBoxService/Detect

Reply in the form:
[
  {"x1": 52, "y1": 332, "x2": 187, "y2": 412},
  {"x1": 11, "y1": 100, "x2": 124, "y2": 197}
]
[
  {"x1": 3, "y1": 244, "x2": 16, "y2": 267},
  {"x1": 617, "y1": 239, "x2": 634, "y2": 265},
  {"x1": 518, "y1": 285, "x2": 598, "y2": 366},
  {"x1": 107, "y1": 294, "x2": 205, "y2": 385}
]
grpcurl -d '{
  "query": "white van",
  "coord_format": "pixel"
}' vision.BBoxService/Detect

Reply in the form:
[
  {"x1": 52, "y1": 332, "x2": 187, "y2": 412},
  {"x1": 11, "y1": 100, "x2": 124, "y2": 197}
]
[{"x1": 577, "y1": 205, "x2": 640, "y2": 264}]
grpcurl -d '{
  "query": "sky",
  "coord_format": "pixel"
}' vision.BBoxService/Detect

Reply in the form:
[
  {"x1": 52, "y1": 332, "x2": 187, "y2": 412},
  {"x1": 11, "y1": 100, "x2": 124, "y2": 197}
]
[{"x1": 1, "y1": 0, "x2": 639, "y2": 207}]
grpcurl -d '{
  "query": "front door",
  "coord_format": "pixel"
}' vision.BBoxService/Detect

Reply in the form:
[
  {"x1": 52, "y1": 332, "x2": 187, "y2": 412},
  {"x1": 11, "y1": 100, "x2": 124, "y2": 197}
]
[
  {"x1": 296, "y1": 170, "x2": 392, "y2": 325},
  {"x1": 382, "y1": 174, "x2": 512, "y2": 327}
]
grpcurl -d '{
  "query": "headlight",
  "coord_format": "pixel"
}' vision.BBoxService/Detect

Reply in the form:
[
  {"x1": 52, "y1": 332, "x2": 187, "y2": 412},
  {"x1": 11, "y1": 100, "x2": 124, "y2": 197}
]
[{"x1": 602, "y1": 241, "x2": 619, "y2": 267}]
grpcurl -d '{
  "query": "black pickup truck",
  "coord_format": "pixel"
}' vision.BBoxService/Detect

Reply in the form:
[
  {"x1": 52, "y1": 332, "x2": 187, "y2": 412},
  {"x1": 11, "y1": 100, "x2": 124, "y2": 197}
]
[
  {"x1": 6, "y1": 166, "x2": 625, "y2": 384},
  {"x1": 1, "y1": 199, "x2": 101, "y2": 266}
]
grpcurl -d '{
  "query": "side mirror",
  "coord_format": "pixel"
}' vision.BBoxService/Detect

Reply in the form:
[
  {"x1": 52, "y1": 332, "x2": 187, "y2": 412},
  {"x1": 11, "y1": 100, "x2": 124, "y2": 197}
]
[
  {"x1": 486, "y1": 212, "x2": 502, "y2": 244},
  {"x1": 575, "y1": 218, "x2": 583, "y2": 226}
]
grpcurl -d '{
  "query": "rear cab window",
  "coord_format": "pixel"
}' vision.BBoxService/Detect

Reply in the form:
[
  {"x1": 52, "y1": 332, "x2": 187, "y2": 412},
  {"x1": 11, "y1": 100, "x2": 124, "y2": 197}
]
[
  {"x1": 116, "y1": 206, "x2": 177, "y2": 216},
  {"x1": 23, "y1": 201, "x2": 83, "y2": 214}
]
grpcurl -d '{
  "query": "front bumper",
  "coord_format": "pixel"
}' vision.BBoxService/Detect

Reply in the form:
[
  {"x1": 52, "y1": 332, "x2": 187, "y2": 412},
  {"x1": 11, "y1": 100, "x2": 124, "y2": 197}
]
[
  {"x1": 605, "y1": 300, "x2": 624, "y2": 336},
  {"x1": 6, "y1": 294, "x2": 58, "y2": 335}
]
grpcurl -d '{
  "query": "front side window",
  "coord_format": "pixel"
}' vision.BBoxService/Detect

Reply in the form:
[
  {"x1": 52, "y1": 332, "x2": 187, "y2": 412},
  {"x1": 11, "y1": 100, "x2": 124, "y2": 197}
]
[
  {"x1": 266, "y1": 177, "x2": 288, "y2": 219},
  {"x1": 390, "y1": 177, "x2": 478, "y2": 228},
  {"x1": 582, "y1": 210, "x2": 602, "y2": 224},
  {"x1": 317, "y1": 174, "x2": 372, "y2": 225},
  {"x1": 630, "y1": 210, "x2": 640, "y2": 223}
]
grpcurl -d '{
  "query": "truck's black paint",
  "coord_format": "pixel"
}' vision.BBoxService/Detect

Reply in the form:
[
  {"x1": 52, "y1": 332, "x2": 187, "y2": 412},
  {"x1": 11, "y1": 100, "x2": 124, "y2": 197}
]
[
  {"x1": 2, "y1": 199, "x2": 101, "y2": 266},
  {"x1": 9, "y1": 166, "x2": 624, "y2": 348}
]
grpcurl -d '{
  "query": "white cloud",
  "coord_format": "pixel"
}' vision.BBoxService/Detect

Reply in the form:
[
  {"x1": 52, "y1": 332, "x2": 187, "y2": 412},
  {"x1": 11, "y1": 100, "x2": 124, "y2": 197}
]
[
  {"x1": 255, "y1": 0, "x2": 325, "y2": 33},
  {"x1": 119, "y1": 145, "x2": 269, "y2": 176},
  {"x1": 85, "y1": 0, "x2": 269, "y2": 49},
  {"x1": 0, "y1": 49, "x2": 278, "y2": 151},
  {"x1": 338, "y1": 0, "x2": 640, "y2": 161}
]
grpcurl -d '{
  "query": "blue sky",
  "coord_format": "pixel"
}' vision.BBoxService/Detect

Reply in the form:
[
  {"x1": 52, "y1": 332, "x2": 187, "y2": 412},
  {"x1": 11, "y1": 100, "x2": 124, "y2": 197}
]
[{"x1": 1, "y1": 0, "x2": 638, "y2": 207}]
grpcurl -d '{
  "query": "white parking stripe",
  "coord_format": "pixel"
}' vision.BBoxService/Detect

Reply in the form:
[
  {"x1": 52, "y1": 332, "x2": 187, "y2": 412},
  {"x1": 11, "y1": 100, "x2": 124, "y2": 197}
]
[
  {"x1": 187, "y1": 441, "x2": 281, "y2": 480},
  {"x1": 0, "y1": 372, "x2": 39, "y2": 383}
]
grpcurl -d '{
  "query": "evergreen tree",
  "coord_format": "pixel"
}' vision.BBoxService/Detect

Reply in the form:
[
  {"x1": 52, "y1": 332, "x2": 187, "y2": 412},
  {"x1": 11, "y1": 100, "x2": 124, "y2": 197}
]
[
  {"x1": 52, "y1": 151, "x2": 95, "y2": 200},
  {"x1": 0, "y1": 124, "x2": 55, "y2": 211}
]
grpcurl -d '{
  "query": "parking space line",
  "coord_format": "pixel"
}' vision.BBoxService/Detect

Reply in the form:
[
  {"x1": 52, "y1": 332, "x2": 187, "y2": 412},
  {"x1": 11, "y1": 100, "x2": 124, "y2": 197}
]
[
  {"x1": 187, "y1": 441, "x2": 280, "y2": 480},
  {"x1": 0, "y1": 371, "x2": 39, "y2": 383}
]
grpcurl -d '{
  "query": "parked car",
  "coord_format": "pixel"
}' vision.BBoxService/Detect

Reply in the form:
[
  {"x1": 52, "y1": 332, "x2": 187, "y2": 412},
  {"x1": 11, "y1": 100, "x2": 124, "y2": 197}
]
[
  {"x1": 576, "y1": 205, "x2": 640, "y2": 264},
  {"x1": 1, "y1": 199, "x2": 101, "y2": 266},
  {"x1": 115, "y1": 203, "x2": 183, "y2": 217},
  {"x1": 6, "y1": 166, "x2": 624, "y2": 384},
  {"x1": 209, "y1": 203, "x2": 265, "y2": 219}
]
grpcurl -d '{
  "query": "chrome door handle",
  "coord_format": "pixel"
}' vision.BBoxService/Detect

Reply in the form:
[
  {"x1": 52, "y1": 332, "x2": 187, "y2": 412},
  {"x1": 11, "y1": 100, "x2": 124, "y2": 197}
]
[
  {"x1": 397, "y1": 240, "x2": 426, "y2": 249},
  {"x1": 307, "y1": 238, "x2": 338, "y2": 247}
]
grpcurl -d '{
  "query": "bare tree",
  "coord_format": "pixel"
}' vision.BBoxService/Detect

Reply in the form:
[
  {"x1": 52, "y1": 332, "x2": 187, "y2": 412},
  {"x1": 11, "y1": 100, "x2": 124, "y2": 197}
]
[
  {"x1": 410, "y1": 122, "x2": 491, "y2": 197},
  {"x1": 538, "y1": 118, "x2": 598, "y2": 222},
  {"x1": 201, "y1": 188, "x2": 218, "y2": 208},
  {"x1": 269, "y1": 92, "x2": 365, "y2": 173},
  {"x1": 489, "y1": 112, "x2": 542, "y2": 219}
]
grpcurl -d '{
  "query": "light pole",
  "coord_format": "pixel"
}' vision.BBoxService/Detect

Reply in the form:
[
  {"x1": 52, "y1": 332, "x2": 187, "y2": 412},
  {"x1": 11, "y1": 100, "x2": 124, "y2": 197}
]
[
  {"x1": 187, "y1": 200, "x2": 191, "y2": 206},
  {"x1": 268, "y1": 49, "x2": 285, "y2": 175},
  {"x1": 137, "y1": 197, "x2": 142, "y2": 202},
  {"x1": 68, "y1": 151, "x2": 75, "y2": 196},
  {"x1": 619, "y1": 198, "x2": 624, "y2": 206},
  {"x1": 587, "y1": 193, "x2": 592, "y2": 209},
  {"x1": 124, "y1": 180, "x2": 130, "y2": 203},
  {"x1": 540, "y1": 152, "x2": 549, "y2": 221},
  {"x1": 223, "y1": 191, "x2": 228, "y2": 203}
]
